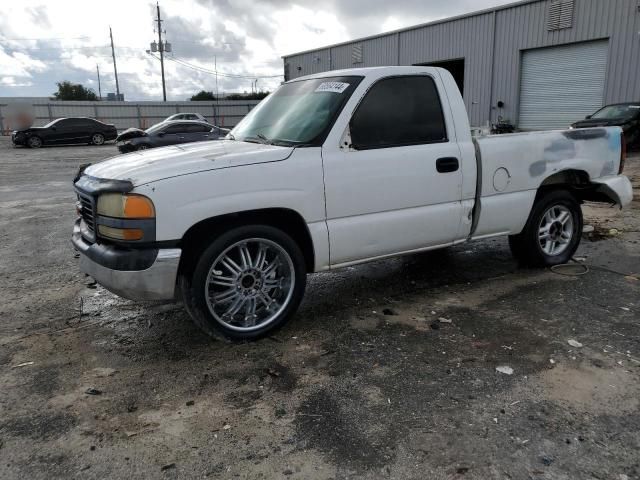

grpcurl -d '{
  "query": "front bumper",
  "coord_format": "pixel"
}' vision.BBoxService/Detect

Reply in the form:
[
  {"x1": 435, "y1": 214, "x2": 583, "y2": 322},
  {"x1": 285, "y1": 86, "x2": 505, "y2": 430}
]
[
  {"x1": 117, "y1": 142, "x2": 138, "y2": 154},
  {"x1": 72, "y1": 221, "x2": 181, "y2": 301},
  {"x1": 11, "y1": 133, "x2": 26, "y2": 146}
]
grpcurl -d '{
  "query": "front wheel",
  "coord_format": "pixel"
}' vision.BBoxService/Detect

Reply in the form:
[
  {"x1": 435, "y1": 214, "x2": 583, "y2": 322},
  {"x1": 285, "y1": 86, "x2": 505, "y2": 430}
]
[
  {"x1": 181, "y1": 225, "x2": 307, "y2": 342},
  {"x1": 509, "y1": 190, "x2": 583, "y2": 267},
  {"x1": 91, "y1": 133, "x2": 105, "y2": 145},
  {"x1": 27, "y1": 136, "x2": 43, "y2": 148}
]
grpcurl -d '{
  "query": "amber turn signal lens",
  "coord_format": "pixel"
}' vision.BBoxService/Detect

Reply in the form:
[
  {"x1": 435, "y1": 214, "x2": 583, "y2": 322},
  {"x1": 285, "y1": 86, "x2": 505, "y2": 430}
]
[
  {"x1": 124, "y1": 195, "x2": 155, "y2": 218},
  {"x1": 98, "y1": 225, "x2": 144, "y2": 241}
]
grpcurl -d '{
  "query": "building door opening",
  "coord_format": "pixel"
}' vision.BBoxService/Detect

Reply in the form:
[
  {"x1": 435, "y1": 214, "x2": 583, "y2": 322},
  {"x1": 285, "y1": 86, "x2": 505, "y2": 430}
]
[{"x1": 414, "y1": 59, "x2": 465, "y2": 96}]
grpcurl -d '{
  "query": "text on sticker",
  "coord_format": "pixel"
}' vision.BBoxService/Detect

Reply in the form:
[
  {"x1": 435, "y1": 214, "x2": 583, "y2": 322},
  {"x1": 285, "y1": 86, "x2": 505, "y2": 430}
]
[{"x1": 315, "y1": 82, "x2": 350, "y2": 94}]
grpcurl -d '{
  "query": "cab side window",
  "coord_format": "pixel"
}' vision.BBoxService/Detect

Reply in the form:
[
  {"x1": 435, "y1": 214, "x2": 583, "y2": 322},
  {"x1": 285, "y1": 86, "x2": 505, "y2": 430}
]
[{"x1": 349, "y1": 76, "x2": 447, "y2": 150}]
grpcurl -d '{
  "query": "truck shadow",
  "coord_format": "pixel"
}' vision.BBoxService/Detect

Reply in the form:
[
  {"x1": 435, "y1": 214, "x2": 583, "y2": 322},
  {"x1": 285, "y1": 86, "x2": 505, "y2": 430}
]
[{"x1": 91, "y1": 237, "x2": 521, "y2": 360}]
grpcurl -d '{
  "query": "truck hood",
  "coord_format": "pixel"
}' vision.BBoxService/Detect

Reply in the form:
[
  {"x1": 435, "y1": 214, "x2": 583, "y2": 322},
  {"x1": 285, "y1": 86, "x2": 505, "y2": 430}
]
[{"x1": 85, "y1": 140, "x2": 294, "y2": 186}]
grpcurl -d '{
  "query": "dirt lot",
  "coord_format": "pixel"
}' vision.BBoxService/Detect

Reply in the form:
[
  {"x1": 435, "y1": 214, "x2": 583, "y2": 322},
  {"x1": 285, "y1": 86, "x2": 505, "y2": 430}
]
[{"x1": 0, "y1": 136, "x2": 639, "y2": 480}]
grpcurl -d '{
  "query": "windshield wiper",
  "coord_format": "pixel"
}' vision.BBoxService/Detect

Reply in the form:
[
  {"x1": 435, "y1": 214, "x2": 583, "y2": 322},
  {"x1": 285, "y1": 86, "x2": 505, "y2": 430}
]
[{"x1": 242, "y1": 133, "x2": 271, "y2": 145}]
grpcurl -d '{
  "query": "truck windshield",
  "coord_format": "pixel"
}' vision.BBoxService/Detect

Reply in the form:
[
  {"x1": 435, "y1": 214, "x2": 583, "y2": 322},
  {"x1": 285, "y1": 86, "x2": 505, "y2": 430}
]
[{"x1": 230, "y1": 76, "x2": 363, "y2": 146}]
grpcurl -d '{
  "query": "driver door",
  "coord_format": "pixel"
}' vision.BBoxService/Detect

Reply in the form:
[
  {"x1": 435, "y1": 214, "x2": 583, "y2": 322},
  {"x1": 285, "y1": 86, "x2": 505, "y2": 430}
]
[
  {"x1": 322, "y1": 75, "x2": 464, "y2": 266},
  {"x1": 157, "y1": 123, "x2": 186, "y2": 146}
]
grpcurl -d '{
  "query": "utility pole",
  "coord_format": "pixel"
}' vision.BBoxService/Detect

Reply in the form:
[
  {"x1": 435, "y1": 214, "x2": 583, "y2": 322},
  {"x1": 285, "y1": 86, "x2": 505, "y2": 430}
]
[
  {"x1": 96, "y1": 65, "x2": 102, "y2": 100},
  {"x1": 109, "y1": 27, "x2": 120, "y2": 99},
  {"x1": 214, "y1": 55, "x2": 219, "y2": 125},
  {"x1": 156, "y1": 2, "x2": 167, "y2": 101},
  {"x1": 214, "y1": 55, "x2": 219, "y2": 100}
]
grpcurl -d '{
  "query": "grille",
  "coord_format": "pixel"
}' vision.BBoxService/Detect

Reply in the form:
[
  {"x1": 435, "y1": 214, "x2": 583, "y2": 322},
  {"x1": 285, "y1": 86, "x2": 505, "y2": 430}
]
[{"x1": 78, "y1": 193, "x2": 95, "y2": 234}]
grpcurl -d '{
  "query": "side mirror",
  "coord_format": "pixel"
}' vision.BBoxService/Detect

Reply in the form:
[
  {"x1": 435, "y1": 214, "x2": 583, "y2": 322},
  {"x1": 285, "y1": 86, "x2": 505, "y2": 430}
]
[
  {"x1": 157, "y1": 132, "x2": 165, "y2": 137},
  {"x1": 51, "y1": 127, "x2": 57, "y2": 131},
  {"x1": 347, "y1": 122, "x2": 360, "y2": 150},
  {"x1": 585, "y1": 115, "x2": 592, "y2": 119}
]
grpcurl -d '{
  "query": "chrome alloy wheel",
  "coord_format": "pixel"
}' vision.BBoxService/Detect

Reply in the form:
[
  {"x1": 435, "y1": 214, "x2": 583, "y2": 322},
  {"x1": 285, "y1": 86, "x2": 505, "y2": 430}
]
[
  {"x1": 92, "y1": 133, "x2": 105, "y2": 145},
  {"x1": 204, "y1": 238, "x2": 295, "y2": 332},
  {"x1": 538, "y1": 205, "x2": 574, "y2": 256}
]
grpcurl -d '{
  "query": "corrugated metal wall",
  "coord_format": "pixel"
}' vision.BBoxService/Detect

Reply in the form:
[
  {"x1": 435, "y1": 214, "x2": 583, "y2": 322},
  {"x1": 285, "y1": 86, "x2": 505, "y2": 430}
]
[
  {"x1": 283, "y1": 0, "x2": 640, "y2": 129},
  {"x1": 0, "y1": 100, "x2": 260, "y2": 134}
]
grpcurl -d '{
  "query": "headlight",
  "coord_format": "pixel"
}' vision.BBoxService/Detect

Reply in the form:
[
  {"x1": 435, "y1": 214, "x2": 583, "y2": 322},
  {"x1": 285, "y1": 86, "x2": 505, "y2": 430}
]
[{"x1": 97, "y1": 193, "x2": 155, "y2": 219}]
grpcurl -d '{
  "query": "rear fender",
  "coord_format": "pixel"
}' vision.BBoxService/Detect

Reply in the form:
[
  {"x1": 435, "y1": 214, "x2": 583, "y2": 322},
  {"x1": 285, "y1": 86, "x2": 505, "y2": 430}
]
[{"x1": 591, "y1": 176, "x2": 634, "y2": 208}]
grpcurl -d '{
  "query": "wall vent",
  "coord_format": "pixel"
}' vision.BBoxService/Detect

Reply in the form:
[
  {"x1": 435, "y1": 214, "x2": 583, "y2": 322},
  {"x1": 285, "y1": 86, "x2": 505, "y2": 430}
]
[
  {"x1": 352, "y1": 44, "x2": 363, "y2": 64},
  {"x1": 548, "y1": 0, "x2": 575, "y2": 31}
]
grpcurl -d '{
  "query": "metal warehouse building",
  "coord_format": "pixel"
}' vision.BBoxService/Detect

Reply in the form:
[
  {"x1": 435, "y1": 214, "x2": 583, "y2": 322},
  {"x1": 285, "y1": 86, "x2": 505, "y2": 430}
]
[{"x1": 282, "y1": 0, "x2": 640, "y2": 130}]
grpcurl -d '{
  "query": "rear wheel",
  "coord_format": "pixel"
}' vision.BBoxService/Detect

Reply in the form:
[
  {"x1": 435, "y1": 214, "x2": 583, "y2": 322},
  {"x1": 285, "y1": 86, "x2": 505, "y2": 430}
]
[
  {"x1": 27, "y1": 136, "x2": 42, "y2": 148},
  {"x1": 181, "y1": 225, "x2": 307, "y2": 342},
  {"x1": 509, "y1": 190, "x2": 583, "y2": 267},
  {"x1": 91, "y1": 133, "x2": 105, "y2": 145}
]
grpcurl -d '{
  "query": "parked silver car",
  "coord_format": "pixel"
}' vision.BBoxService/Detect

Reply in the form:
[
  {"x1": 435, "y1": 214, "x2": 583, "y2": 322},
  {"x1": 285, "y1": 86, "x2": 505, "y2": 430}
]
[
  {"x1": 116, "y1": 120, "x2": 229, "y2": 153},
  {"x1": 164, "y1": 112, "x2": 208, "y2": 122}
]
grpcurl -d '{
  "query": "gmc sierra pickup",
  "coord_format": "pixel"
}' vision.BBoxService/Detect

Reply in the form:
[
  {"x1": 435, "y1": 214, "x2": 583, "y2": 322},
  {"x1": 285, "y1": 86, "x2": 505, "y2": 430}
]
[{"x1": 72, "y1": 66, "x2": 633, "y2": 341}]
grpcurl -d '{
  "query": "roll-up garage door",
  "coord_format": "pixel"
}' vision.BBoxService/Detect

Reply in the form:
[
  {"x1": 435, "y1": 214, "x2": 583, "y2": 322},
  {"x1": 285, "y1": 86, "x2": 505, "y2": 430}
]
[{"x1": 518, "y1": 40, "x2": 609, "y2": 130}]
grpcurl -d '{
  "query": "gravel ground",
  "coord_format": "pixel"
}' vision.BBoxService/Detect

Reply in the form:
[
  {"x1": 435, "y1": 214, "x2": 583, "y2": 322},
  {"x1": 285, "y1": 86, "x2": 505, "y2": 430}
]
[{"x1": 0, "y1": 136, "x2": 639, "y2": 480}]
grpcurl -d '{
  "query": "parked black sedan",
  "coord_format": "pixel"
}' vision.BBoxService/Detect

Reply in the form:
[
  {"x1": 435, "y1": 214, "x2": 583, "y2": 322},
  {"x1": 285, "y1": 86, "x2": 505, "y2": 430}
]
[
  {"x1": 11, "y1": 117, "x2": 118, "y2": 148},
  {"x1": 571, "y1": 103, "x2": 640, "y2": 150},
  {"x1": 116, "y1": 120, "x2": 229, "y2": 153}
]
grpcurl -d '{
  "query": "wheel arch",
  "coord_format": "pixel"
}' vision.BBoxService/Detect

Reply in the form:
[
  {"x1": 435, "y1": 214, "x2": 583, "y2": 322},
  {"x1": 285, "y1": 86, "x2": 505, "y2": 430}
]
[
  {"x1": 537, "y1": 169, "x2": 618, "y2": 205},
  {"x1": 178, "y1": 208, "x2": 316, "y2": 276},
  {"x1": 27, "y1": 134, "x2": 43, "y2": 147}
]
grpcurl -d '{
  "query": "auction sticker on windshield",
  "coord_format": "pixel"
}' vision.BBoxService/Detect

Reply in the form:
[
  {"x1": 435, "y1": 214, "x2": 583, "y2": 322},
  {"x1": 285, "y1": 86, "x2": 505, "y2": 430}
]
[{"x1": 315, "y1": 82, "x2": 350, "y2": 94}]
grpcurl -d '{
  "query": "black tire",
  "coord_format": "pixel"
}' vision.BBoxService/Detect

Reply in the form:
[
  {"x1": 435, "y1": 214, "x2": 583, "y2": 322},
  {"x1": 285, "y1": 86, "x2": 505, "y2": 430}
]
[
  {"x1": 508, "y1": 189, "x2": 583, "y2": 267},
  {"x1": 27, "y1": 136, "x2": 43, "y2": 148},
  {"x1": 626, "y1": 130, "x2": 640, "y2": 152},
  {"x1": 91, "y1": 133, "x2": 105, "y2": 145},
  {"x1": 136, "y1": 144, "x2": 151, "y2": 151},
  {"x1": 180, "y1": 225, "x2": 307, "y2": 342}
]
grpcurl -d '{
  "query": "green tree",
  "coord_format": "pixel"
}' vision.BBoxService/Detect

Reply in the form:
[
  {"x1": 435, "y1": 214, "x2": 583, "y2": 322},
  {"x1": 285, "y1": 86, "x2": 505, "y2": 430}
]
[
  {"x1": 52, "y1": 81, "x2": 99, "y2": 101},
  {"x1": 190, "y1": 90, "x2": 217, "y2": 101}
]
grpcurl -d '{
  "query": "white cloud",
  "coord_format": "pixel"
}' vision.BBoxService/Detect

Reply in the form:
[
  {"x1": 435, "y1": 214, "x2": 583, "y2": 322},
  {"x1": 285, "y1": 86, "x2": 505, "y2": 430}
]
[{"x1": 0, "y1": 0, "x2": 515, "y2": 99}]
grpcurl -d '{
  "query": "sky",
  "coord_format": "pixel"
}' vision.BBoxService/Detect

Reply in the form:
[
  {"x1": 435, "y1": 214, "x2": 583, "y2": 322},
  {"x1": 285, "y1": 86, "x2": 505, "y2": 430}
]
[{"x1": 0, "y1": 0, "x2": 516, "y2": 101}]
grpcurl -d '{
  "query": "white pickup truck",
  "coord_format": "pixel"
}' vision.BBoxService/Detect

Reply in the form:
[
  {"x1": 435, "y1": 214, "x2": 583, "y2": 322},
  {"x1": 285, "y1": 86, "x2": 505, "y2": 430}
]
[{"x1": 72, "y1": 66, "x2": 633, "y2": 341}]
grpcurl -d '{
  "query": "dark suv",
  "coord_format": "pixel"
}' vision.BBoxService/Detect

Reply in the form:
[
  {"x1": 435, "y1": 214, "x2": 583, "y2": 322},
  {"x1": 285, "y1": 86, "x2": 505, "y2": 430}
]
[{"x1": 11, "y1": 117, "x2": 118, "y2": 148}]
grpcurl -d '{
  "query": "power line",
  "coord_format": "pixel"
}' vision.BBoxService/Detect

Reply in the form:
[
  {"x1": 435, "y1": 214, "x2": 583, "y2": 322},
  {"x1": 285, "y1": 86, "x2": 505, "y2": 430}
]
[
  {"x1": 2, "y1": 45, "x2": 113, "y2": 51},
  {"x1": 0, "y1": 35, "x2": 91, "y2": 41},
  {"x1": 155, "y1": 53, "x2": 282, "y2": 79}
]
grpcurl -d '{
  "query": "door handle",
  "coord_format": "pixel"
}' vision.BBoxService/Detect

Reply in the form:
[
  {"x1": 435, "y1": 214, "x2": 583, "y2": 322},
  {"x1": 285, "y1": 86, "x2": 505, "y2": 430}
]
[{"x1": 436, "y1": 157, "x2": 459, "y2": 173}]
